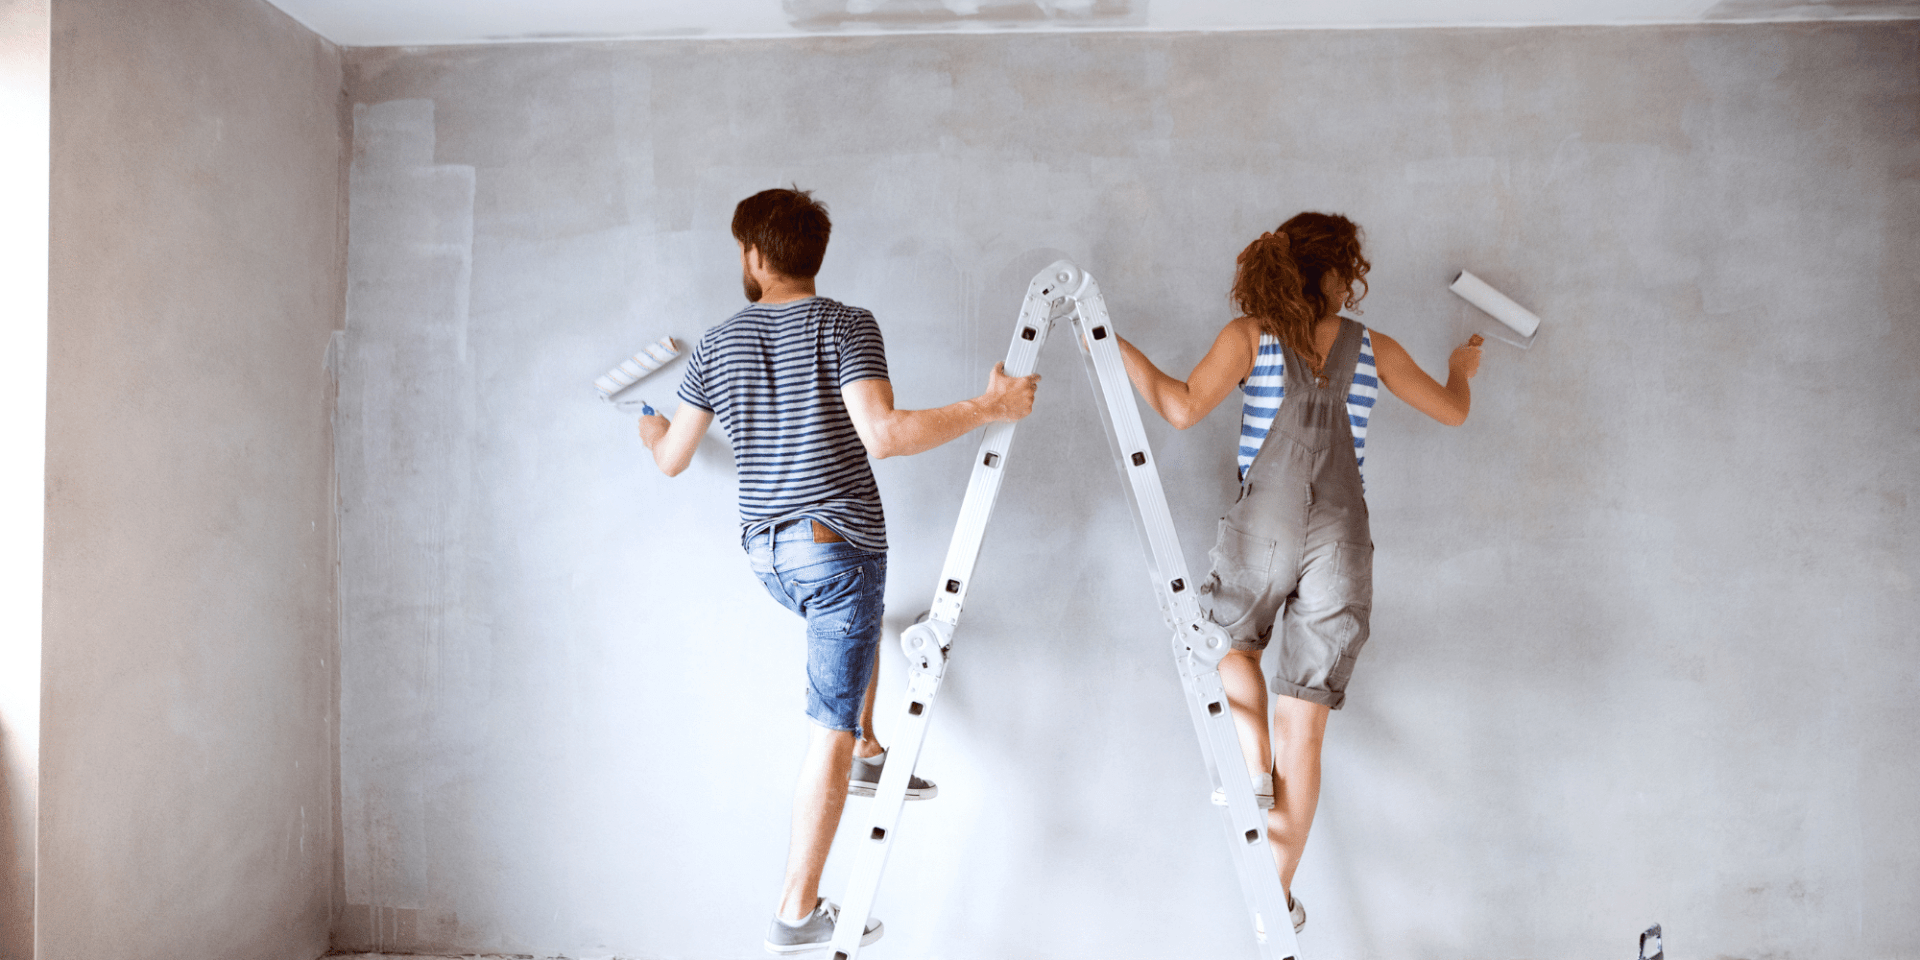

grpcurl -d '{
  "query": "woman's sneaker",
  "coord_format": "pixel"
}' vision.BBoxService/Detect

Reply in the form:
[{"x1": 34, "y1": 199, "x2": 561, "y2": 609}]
[
  {"x1": 1209, "y1": 771, "x2": 1275, "y2": 809},
  {"x1": 764, "y1": 898, "x2": 882, "y2": 955},
  {"x1": 849, "y1": 750, "x2": 937, "y2": 800}
]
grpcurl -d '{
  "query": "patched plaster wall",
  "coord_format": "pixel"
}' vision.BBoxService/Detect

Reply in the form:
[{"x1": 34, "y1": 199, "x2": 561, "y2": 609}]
[{"x1": 331, "y1": 22, "x2": 1919, "y2": 959}]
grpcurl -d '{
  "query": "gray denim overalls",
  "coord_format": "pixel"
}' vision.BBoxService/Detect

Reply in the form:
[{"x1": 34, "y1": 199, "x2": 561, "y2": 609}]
[{"x1": 1199, "y1": 318, "x2": 1374, "y2": 709}]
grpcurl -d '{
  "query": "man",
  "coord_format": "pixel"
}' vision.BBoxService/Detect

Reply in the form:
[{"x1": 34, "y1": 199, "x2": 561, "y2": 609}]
[{"x1": 638, "y1": 187, "x2": 1039, "y2": 953}]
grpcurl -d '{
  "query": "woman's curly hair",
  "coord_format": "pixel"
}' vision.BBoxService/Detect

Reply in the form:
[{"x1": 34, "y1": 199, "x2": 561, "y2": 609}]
[{"x1": 1231, "y1": 212, "x2": 1370, "y2": 370}]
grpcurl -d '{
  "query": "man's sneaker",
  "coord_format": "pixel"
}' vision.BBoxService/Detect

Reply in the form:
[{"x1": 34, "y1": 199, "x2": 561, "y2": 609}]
[
  {"x1": 849, "y1": 750, "x2": 938, "y2": 800},
  {"x1": 1209, "y1": 771, "x2": 1275, "y2": 809},
  {"x1": 764, "y1": 898, "x2": 882, "y2": 955},
  {"x1": 1289, "y1": 894, "x2": 1306, "y2": 933}
]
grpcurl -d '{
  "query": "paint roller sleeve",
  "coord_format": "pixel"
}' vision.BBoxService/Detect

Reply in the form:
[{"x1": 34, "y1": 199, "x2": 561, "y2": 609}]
[
  {"x1": 1449, "y1": 271, "x2": 1540, "y2": 339},
  {"x1": 594, "y1": 335, "x2": 681, "y2": 396}
]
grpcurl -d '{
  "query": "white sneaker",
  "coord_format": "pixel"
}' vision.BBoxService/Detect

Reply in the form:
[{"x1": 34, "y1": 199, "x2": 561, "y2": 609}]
[{"x1": 1209, "y1": 771, "x2": 1275, "y2": 809}]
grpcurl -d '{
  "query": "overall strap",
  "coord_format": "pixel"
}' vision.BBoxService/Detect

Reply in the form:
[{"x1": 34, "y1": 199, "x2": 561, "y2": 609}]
[{"x1": 1317, "y1": 318, "x2": 1366, "y2": 396}]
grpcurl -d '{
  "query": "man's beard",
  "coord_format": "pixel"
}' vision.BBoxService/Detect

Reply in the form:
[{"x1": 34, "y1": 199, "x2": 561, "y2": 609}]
[{"x1": 742, "y1": 269, "x2": 762, "y2": 302}]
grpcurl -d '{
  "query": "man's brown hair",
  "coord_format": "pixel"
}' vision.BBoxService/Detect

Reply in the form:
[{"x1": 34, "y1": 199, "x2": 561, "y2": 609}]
[{"x1": 732, "y1": 187, "x2": 832, "y2": 279}]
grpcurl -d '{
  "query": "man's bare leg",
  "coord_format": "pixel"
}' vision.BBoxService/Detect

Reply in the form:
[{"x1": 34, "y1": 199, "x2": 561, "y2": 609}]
[
  {"x1": 777, "y1": 723, "x2": 856, "y2": 921},
  {"x1": 777, "y1": 657, "x2": 890, "y2": 922},
  {"x1": 1267, "y1": 693, "x2": 1330, "y2": 895},
  {"x1": 854, "y1": 658, "x2": 884, "y2": 760},
  {"x1": 1219, "y1": 648, "x2": 1273, "y2": 779}
]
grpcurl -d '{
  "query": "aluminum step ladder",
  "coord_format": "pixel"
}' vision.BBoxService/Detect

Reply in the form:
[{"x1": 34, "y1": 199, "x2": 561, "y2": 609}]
[{"x1": 830, "y1": 261, "x2": 1301, "y2": 960}]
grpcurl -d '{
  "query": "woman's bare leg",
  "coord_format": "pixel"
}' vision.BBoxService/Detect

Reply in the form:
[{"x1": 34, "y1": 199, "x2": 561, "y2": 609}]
[
  {"x1": 1218, "y1": 648, "x2": 1272, "y2": 778},
  {"x1": 1267, "y1": 693, "x2": 1330, "y2": 895}
]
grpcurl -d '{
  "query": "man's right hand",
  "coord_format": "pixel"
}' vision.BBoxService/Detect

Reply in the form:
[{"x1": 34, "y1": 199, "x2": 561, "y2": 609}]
[
  {"x1": 637, "y1": 413, "x2": 670, "y2": 449},
  {"x1": 982, "y1": 362, "x2": 1041, "y2": 422}
]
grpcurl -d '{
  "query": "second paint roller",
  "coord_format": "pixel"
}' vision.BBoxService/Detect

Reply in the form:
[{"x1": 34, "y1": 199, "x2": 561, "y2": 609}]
[
  {"x1": 1450, "y1": 270, "x2": 1541, "y2": 349},
  {"x1": 595, "y1": 335, "x2": 681, "y2": 415}
]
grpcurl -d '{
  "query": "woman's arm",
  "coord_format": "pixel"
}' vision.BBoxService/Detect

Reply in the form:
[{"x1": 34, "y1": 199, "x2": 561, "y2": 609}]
[
  {"x1": 1372, "y1": 331, "x2": 1482, "y2": 426},
  {"x1": 1117, "y1": 317, "x2": 1259, "y2": 430}
]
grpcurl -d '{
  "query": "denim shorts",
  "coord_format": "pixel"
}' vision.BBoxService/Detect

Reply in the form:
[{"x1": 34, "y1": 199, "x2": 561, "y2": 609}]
[{"x1": 745, "y1": 519, "x2": 888, "y2": 737}]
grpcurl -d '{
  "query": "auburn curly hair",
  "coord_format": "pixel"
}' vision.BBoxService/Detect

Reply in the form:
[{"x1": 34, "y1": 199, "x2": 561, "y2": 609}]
[{"x1": 1231, "y1": 212, "x2": 1370, "y2": 371}]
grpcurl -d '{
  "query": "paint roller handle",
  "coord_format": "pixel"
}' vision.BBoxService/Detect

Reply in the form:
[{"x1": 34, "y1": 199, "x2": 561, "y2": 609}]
[{"x1": 1449, "y1": 334, "x2": 1485, "y2": 381}]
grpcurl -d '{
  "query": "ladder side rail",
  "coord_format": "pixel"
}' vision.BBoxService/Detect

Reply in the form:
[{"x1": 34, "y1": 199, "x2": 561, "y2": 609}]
[
  {"x1": 1177, "y1": 648, "x2": 1301, "y2": 960},
  {"x1": 830, "y1": 270, "x2": 1067, "y2": 960},
  {"x1": 925, "y1": 283, "x2": 1058, "y2": 625},
  {"x1": 1072, "y1": 278, "x2": 1303, "y2": 959},
  {"x1": 1067, "y1": 307, "x2": 1173, "y2": 621},
  {"x1": 827, "y1": 620, "x2": 949, "y2": 960},
  {"x1": 1071, "y1": 287, "x2": 1203, "y2": 627}
]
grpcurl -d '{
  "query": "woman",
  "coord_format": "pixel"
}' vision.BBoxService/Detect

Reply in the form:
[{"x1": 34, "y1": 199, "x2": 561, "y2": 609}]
[{"x1": 1117, "y1": 212, "x2": 1483, "y2": 932}]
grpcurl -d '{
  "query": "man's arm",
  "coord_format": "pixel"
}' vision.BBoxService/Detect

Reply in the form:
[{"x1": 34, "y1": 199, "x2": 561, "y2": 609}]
[
  {"x1": 841, "y1": 362, "x2": 1040, "y2": 460},
  {"x1": 637, "y1": 403, "x2": 715, "y2": 476}
]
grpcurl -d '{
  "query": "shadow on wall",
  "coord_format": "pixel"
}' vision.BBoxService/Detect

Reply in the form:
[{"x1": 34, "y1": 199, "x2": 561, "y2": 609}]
[
  {"x1": 786, "y1": 0, "x2": 1146, "y2": 30},
  {"x1": 0, "y1": 721, "x2": 29, "y2": 960}
]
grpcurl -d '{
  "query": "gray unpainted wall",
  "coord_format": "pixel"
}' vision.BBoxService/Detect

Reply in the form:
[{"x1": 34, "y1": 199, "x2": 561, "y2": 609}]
[
  {"x1": 334, "y1": 22, "x2": 1919, "y2": 960},
  {"x1": 42, "y1": 0, "x2": 345, "y2": 956}
]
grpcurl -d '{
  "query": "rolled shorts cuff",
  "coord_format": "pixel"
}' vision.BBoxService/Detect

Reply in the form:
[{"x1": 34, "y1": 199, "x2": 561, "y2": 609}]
[
  {"x1": 804, "y1": 697, "x2": 867, "y2": 738},
  {"x1": 1269, "y1": 677, "x2": 1345, "y2": 711},
  {"x1": 1228, "y1": 632, "x2": 1271, "y2": 654}
]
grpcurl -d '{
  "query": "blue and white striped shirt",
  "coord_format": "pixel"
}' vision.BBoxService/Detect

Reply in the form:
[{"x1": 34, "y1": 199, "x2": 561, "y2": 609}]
[
  {"x1": 1237, "y1": 329, "x2": 1380, "y2": 482},
  {"x1": 677, "y1": 297, "x2": 891, "y2": 552}
]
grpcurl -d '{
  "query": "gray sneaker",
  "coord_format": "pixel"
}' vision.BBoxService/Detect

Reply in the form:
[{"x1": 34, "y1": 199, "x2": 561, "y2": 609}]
[
  {"x1": 764, "y1": 898, "x2": 882, "y2": 955},
  {"x1": 848, "y1": 750, "x2": 937, "y2": 800}
]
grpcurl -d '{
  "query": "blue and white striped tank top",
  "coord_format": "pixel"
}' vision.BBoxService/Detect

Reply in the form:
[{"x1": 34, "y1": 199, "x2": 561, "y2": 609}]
[
  {"x1": 1236, "y1": 328, "x2": 1380, "y2": 482},
  {"x1": 676, "y1": 297, "x2": 892, "y2": 552}
]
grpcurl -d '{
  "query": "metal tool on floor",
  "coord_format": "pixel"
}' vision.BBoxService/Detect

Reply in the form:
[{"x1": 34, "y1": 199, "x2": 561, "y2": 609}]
[
  {"x1": 1637, "y1": 923, "x2": 1664, "y2": 960},
  {"x1": 828, "y1": 261, "x2": 1302, "y2": 960}
]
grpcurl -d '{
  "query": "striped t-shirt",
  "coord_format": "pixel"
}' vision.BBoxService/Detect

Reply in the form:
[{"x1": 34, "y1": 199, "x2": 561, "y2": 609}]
[
  {"x1": 1237, "y1": 328, "x2": 1380, "y2": 483},
  {"x1": 677, "y1": 297, "x2": 891, "y2": 552}
]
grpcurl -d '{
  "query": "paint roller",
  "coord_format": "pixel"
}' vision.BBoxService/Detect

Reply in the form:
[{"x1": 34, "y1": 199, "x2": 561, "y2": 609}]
[
  {"x1": 1449, "y1": 270, "x2": 1541, "y2": 349},
  {"x1": 594, "y1": 335, "x2": 681, "y2": 415}
]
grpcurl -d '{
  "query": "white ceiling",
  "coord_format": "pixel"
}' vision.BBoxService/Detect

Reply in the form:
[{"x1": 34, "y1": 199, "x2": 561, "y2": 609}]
[{"x1": 266, "y1": 0, "x2": 1920, "y2": 47}]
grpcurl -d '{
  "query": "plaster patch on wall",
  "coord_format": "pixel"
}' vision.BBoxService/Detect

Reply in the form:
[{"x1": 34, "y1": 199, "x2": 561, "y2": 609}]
[
  {"x1": 337, "y1": 97, "x2": 479, "y2": 916},
  {"x1": 786, "y1": 0, "x2": 1144, "y2": 30}
]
